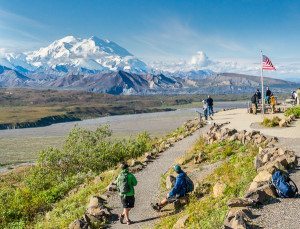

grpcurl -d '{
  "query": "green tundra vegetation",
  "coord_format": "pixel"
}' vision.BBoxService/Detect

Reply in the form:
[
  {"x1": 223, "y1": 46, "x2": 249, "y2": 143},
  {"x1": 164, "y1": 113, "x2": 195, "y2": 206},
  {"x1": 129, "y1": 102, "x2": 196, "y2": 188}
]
[
  {"x1": 0, "y1": 125, "x2": 152, "y2": 228},
  {"x1": 284, "y1": 106, "x2": 300, "y2": 118},
  {"x1": 156, "y1": 138, "x2": 258, "y2": 228},
  {"x1": 0, "y1": 88, "x2": 255, "y2": 126},
  {"x1": 261, "y1": 116, "x2": 281, "y2": 127}
]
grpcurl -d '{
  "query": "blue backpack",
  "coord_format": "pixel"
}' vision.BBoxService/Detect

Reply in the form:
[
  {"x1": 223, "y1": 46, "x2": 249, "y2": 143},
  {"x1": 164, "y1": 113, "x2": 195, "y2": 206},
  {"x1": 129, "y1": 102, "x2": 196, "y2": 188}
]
[
  {"x1": 271, "y1": 171, "x2": 298, "y2": 198},
  {"x1": 185, "y1": 176, "x2": 194, "y2": 193}
]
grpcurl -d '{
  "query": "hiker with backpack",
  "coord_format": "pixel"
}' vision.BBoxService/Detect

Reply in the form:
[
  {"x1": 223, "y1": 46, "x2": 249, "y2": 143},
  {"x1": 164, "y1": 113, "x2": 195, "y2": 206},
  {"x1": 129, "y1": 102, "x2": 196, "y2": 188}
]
[
  {"x1": 116, "y1": 162, "x2": 137, "y2": 225},
  {"x1": 151, "y1": 164, "x2": 194, "y2": 211},
  {"x1": 251, "y1": 92, "x2": 259, "y2": 114}
]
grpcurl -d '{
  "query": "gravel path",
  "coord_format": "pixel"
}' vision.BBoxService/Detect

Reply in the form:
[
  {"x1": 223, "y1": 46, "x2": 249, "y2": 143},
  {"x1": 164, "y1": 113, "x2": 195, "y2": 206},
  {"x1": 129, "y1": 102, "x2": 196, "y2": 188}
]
[{"x1": 108, "y1": 126, "x2": 210, "y2": 229}]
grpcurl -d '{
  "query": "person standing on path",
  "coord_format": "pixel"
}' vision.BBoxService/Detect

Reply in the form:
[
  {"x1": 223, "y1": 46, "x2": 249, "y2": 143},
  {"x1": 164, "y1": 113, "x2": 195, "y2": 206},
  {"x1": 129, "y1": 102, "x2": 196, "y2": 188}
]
[
  {"x1": 251, "y1": 92, "x2": 259, "y2": 114},
  {"x1": 202, "y1": 99, "x2": 208, "y2": 120},
  {"x1": 116, "y1": 162, "x2": 137, "y2": 225},
  {"x1": 297, "y1": 88, "x2": 300, "y2": 105},
  {"x1": 151, "y1": 165, "x2": 188, "y2": 211},
  {"x1": 270, "y1": 93, "x2": 276, "y2": 113},
  {"x1": 266, "y1": 86, "x2": 272, "y2": 104},
  {"x1": 206, "y1": 95, "x2": 214, "y2": 119}
]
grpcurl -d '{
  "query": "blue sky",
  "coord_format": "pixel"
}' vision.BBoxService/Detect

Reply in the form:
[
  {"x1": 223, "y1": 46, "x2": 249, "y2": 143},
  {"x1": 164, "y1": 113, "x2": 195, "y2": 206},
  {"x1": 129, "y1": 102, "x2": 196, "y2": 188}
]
[{"x1": 1, "y1": 0, "x2": 300, "y2": 77}]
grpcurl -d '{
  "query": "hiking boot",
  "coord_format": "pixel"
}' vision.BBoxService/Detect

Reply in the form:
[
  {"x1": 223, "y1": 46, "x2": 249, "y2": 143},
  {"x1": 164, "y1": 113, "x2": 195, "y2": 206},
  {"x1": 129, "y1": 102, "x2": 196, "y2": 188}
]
[
  {"x1": 119, "y1": 214, "x2": 124, "y2": 224},
  {"x1": 151, "y1": 203, "x2": 161, "y2": 212}
]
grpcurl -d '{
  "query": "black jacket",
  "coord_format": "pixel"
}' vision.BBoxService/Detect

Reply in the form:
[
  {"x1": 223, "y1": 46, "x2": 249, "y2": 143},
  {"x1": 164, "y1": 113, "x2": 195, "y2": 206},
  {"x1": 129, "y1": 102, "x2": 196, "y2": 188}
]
[{"x1": 206, "y1": 98, "x2": 213, "y2": 106}]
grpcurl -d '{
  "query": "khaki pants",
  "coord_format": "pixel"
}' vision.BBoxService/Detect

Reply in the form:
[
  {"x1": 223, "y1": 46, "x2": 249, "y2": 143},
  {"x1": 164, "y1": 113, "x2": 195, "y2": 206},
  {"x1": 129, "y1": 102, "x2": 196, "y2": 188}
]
[{"x1": 252, "y1": 103, "x2": 257, "y2": 114}]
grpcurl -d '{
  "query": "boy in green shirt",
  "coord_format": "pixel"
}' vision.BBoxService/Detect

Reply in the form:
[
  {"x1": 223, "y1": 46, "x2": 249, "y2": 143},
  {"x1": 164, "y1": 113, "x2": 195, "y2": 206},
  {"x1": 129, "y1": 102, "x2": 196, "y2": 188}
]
[{"x1": 116, "y1": 162, "x2": 137, "y2": 225}]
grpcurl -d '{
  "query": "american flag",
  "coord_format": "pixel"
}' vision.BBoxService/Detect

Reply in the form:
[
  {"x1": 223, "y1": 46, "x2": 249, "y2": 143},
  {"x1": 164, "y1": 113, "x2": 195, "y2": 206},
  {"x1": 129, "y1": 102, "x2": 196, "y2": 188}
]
[{"x1": 262, "y1": 55, "x2": 276, "y2": 70}]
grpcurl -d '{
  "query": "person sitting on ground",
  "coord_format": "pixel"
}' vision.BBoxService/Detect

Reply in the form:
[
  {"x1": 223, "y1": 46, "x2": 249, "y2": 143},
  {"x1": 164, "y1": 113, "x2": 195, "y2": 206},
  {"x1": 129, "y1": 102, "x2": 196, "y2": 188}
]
[
  {"x1": 270, "y1": 93, "x2": 276, "y2": 114},
  {"x1": 251, "y1": 92, "x2": 259, "y2": 115},
  {"x1": 266, "y1": 86, "x2": 272, "y2": 104},
  {"x1": 116, "y1": 162, "x2": 137, "y2": 225},
  {"x1": 202, "y1": 99, "x2": 208, "y2": 120},
  {"x1": 151, "y1": 165, "x2": 188, "y2": 211},
  {"x1": 206, "y1": 95, "x2": 214, "y2": 119}
]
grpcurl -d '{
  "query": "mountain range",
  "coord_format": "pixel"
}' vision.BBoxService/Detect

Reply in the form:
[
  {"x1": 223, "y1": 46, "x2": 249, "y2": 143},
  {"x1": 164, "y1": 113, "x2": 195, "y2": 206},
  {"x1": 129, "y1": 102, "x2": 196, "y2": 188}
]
[{"x1": 0, "y1": 36, "x2": 298, "y2": 95}]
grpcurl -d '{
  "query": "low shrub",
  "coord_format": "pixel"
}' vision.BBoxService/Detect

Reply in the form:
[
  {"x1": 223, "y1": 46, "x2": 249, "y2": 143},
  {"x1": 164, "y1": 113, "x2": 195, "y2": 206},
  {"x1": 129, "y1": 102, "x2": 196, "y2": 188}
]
[
  {"x1": 0, "y1": 125, "x2": 152, "y2": 228},
  {"x1": 284, "y1": 106, "x2": 300, "y2": 118},
  {"x1": 261, "y1": 116, "x2": 281, "y2": 127}
]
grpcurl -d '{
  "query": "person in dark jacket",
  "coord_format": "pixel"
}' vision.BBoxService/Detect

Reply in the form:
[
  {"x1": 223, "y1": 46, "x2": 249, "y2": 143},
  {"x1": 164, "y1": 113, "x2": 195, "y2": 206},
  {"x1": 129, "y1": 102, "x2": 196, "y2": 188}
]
[
  {"x1": 256, "y1": 89, "x2": 262, "y2": 100},
  {"x1": 151, "y1": 165, "x2": 187, "y2": 211},
  {"x1": 251, "y1": 93, "x2": 259, "y2": 114},
  {"x1": 266, "y1": 87, "x2": 272, "y2": 104},
  {"x1": 206, "y1": 95, "x2": 214, "y2": 119}
]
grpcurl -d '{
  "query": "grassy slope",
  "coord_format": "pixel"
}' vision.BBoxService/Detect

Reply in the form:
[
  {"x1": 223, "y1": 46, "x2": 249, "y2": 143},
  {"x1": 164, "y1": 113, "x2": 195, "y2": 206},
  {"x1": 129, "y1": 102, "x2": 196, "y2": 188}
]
[{"x1": 156, "y1": 138, "x2": 258, "y2": 228}]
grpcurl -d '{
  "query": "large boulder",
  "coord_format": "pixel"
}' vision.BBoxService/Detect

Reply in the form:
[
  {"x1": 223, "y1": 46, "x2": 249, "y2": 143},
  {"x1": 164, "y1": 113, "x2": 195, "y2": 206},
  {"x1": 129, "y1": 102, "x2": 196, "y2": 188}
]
[{"x1": 253, "y1": 170, "x2": 272, "y2": 183}]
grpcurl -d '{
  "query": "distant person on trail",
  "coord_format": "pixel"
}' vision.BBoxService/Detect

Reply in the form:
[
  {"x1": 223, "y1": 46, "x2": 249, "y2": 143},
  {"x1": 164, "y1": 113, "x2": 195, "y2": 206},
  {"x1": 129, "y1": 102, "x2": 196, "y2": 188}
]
[
  {"x1": 202, "y1": 99, "x2": 208, "y2": 120},
  {"x1": 266, "y1": 86, "x2": 272, "y2": 104},
  {"x1": 151, "y1": 165, "x2": 193, "y2": 211},
  {"x1": 116, "y1": 162, "x2": 137, "y2": 225},
  {"x1": 256, "y1": 89, "x2": 262, "y2": 101},
  {"x1": 291, "y1": 91, "x2": 297, "y2": 106},
  {"x1": 206, "y1": 95, "x2": 214, "y2": 119},
  {"x1": 297, "y1": 88, "x2": 300, "y2": 105},
  {"x1": 251, "y1": 92, "x2": 259, "y2": 114},
  {"x1": 270, "y1": 93, "x2": 276, "y2": 113}
]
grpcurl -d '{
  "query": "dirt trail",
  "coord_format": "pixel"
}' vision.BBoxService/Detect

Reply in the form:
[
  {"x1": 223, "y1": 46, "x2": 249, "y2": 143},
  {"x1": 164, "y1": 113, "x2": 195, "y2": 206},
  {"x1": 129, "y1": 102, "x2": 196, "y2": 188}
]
[{"x1": 108, "y1": 127, "x2": 212, "y2": 229}]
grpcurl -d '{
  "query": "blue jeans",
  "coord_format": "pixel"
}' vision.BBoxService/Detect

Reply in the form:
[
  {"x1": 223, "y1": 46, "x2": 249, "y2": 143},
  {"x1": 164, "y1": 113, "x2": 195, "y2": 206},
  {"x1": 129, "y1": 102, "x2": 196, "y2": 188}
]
[{"x1": 208, "y1": 106, "x2": 213, "y2": 116}]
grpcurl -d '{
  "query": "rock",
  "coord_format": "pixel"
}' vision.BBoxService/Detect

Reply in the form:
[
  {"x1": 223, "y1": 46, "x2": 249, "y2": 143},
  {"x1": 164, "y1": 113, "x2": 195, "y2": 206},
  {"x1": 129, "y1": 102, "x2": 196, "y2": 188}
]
[
  {"x1": 254, "y1": 156, "x2": 263, "y2": 170},
  {"x1": 225, "y1": 207, "x2": 252, "y2": 225},
  {"x1": 93, "y1": 175, "x2": 104, "y2": 184},
  {"x1": 227, "y1": 198, "x2": 254, "y2": 207},
  {"x1": 166, "y1": 175, "x2": 176, "y2": 189},
  {"x1": 68, "y1": 219, "x2": 88, "y2": 229},
  {"x1": 130, "y1": 159, "x2": 142, "y2": 167},
  {"x1": 213, "y1": 181, "x2": 226, "y2": 197},
  {"x1": 230, "y1": 212, "x2": 248, "y2": 229},
  {"x1": 244, "y1": 184, "x2": 277, "y2": 204},
  {"x1": 279, "y1": 119, "x2": 288, "y2": 127},
  {"x1": 87, "y1": 196, "x2": 105, "y2": 209},
  {"x1": 130, "y1": 164, "x2": 143, "y2": 173},
  {"x1": 193, "y1": 182, "x2": 211, "y2": 199},
  {"x1": 172, "y1": 214, "x2": 189, "y2": 229},
  {"x1": 107, "y1": 182, "x2": 117, "y2": 192},
  {"x1": 194, "y1": 152, "x2": 205, "y2": 164},
  {"x1": 253, "y1": 170, "x2": 272, "y2": 183}
]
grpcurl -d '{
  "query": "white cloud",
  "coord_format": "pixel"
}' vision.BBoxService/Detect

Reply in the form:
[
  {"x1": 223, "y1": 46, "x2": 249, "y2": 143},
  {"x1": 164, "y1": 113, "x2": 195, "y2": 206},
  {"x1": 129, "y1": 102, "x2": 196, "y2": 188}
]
[{"x1": 150, "y1": 51, "x2": 300, "y2": 79}]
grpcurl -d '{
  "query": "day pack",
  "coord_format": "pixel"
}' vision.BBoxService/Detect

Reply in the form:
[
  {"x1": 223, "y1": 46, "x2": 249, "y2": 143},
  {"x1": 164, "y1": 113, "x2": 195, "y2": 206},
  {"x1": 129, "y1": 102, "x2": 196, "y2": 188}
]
[
  {"x1": 185, "y1": 176, "x2": 194, "y2": 193},
  {"x1": 117, "y1": 171, "x2": 130, "y2": 195},
  {"x1": 271, "y1": 170, "x2": 298, "y2": 198}
]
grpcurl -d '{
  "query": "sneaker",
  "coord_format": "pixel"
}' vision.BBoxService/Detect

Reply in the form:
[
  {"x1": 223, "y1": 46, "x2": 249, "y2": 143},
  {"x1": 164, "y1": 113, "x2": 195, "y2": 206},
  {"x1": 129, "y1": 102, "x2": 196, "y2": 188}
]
[{"x1": 119, "y1": 214, "x2": 124, "y2": 224}]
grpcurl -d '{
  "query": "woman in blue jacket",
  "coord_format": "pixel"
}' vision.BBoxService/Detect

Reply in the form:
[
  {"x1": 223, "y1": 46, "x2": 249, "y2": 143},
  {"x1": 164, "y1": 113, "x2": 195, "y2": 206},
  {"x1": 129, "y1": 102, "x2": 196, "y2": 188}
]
[{"x1": 152, "y1": 165, "x2": 187, "y2": 211}]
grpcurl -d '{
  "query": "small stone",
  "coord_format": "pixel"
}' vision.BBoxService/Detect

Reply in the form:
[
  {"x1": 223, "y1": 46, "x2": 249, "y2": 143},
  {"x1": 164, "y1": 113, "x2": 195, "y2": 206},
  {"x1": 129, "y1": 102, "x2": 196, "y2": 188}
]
[
  {"x1": 227, "y1": 198, "x2": 254, "y2": 207},
  {"x1": 213, "y1": 181, "x2": 226, "y2": 197},
  {"x1": 68, "y1": 219, "x2": 88, "y2": 229},
  {"x1": 172, "y1": 214, "x2": 189, "y2": 229}
]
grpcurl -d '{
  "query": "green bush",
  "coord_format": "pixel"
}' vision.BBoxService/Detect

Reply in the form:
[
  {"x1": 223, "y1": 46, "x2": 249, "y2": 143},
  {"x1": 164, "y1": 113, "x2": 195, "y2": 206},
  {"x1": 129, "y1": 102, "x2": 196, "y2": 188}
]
[
  {"x1": 284, "y1": 106, "x2": 300, "y2": 118},
  {"x1": 261, "y1": 116, "x2": 281, "y2": 127},
  {"x1": 0, "y1": 125, "x2": 152, "y2": 228}
]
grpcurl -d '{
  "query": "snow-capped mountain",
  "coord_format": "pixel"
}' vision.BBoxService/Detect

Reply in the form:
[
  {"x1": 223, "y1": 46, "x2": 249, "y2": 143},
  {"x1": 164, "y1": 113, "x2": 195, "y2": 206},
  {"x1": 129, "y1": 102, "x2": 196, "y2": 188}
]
[{"x1": 1, "y1": 35, "x2": 148, "y2": 74}]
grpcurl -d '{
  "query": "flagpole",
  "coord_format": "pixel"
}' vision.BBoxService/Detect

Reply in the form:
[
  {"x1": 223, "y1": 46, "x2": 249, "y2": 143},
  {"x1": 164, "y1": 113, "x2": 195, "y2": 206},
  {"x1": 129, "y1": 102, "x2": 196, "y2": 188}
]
[{"x1": 261, "y1": 50, "x2": 264, "y2": 115}]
